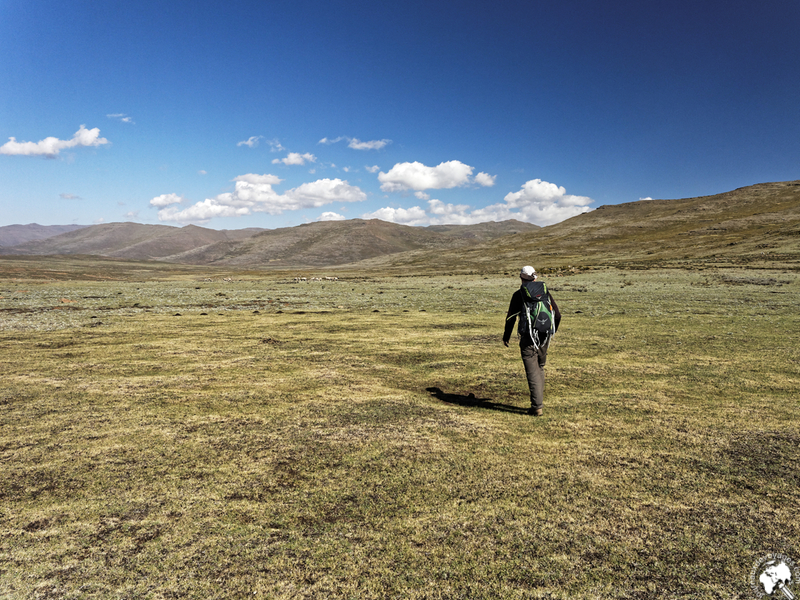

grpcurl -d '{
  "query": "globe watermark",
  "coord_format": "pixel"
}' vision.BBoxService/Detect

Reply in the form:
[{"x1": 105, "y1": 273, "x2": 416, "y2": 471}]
[{"x1": 750, "y1": 554, "x2": 798, "y2": 599}]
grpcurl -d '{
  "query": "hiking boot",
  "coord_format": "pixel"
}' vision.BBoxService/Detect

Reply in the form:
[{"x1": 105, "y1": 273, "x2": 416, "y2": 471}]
[{"x1": 528, "y1": 407, "x2": 543, "y2": 417}]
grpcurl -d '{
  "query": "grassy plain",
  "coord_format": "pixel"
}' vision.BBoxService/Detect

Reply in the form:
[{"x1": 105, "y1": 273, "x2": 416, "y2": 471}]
[{"x1": 1, "y1": 263, "x2": 799, "y2": 599}]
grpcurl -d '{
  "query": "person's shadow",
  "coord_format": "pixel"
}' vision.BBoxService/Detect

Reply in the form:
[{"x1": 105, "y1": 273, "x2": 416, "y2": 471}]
[{"x1": 426, "y1": 387, "x2": 527, "y2": 414}]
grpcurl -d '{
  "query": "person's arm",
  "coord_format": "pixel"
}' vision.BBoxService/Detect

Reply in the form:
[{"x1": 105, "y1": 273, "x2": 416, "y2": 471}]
[{"x1": 503, "y1": 290, "x2": 522, "y2": 346}]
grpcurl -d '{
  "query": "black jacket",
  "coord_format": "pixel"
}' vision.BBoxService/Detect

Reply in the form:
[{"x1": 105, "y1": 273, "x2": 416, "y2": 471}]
[{"x1": 503, "y1": 283, "x2": 561, "y2": 346}]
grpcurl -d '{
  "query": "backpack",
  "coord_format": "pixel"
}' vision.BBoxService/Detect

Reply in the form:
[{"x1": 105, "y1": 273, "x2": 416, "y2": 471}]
[{"x1": 519, "y1": 281, "x2": 555, "y2": 348}]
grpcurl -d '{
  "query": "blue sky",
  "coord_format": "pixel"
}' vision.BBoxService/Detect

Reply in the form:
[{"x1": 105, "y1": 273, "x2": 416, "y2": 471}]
[{"x1": 1, "y1": 0, "x2": 799, "y2": 229}]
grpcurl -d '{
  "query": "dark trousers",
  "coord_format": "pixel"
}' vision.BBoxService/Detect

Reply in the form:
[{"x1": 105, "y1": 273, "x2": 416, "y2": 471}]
[{"x1": 520, "y1": 341, "x2": 548, "y2": 410}]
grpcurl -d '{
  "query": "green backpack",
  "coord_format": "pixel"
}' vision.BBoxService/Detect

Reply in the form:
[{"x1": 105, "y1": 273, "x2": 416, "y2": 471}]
[{"x1": 519, "y1": 281, "x2": 555, "y2": 348}]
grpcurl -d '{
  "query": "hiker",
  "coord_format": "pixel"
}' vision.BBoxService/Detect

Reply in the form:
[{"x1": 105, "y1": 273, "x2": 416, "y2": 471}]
[{"x1": 503, "y1": 266, "x2": 561, "y2": 416}]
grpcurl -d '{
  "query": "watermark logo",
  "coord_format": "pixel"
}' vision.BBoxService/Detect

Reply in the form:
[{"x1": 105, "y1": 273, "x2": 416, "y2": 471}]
[{"x1": 750, "y1": 553, "x2": 798, "y2": 599}]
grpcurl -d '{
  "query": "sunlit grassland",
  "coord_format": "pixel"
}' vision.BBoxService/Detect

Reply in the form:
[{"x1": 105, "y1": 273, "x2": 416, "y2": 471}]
[{"x1": 1, "y1": 268, "x2": 799, "y2": 599}]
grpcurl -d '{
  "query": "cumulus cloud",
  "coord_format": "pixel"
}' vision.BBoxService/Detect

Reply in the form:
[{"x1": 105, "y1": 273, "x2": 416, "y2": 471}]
[
  {"x1": 378, "y1": 160, "x2": 476, "y2": 192},
  {"x1": 237, "y1": 136, "x2": 262, "y2": 148},
  {"x1": 415, "y1": 191, "x2": 430, "y2": 200},
  {"x1": 288, "y1": 179, "x2": 363, "y2": 206},
  {"x1": 155, "y1": 174, "x2": 366, "y2": 224},
  {"x1": 427, "y1": 199, "x2": 473, "y2": 222},
  {"x1": 272, "y1": 152, "x2": 317, "y2": 166},
  {"x1": 361, "y1": 206, "x2": 429, "y2": 226},
  {"x1": 149, "y1": 193, "x2": 183, "y2": 207},
  {"x1": 0, "y1": 125, "x2": 109, "y2": 158},
  {"x1": 502, "y1": 179, "x2": 592, "y2": 213},
  {"x1": 365, "y1": 165, "x2": 380, "y2": 173},
  {"x1": 59, "y1": 193, "x2": 82, "y2": 200},
  {"x1": 266, "y1": 138, "x2": 285, "y2": 152},
  {"x1": 474, "y1": 172, "x2": 496, "y2": 187},
  {"x1": 364, "y1": 178, "x2": 593, "y2": 227},
  {"x1": 317, "y1": 211, "x2": 346, "y2": 221}
]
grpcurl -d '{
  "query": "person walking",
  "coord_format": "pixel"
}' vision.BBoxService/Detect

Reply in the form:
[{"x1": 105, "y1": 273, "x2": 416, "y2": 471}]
[{"x1": 503, "y1": 266, "x2": 561, "y2": 416}]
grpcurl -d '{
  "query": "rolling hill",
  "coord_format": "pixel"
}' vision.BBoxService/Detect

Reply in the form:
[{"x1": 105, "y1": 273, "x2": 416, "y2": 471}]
[
  {"x1": 0, "y1": 223, "x2": 88, "y2": 248},
  {"x1": 0, "y1": 219, "x2": 539, "y2": 267},
  {"x1": 160, "y1": 219, "x2": 540, "y2": 266},
  {"x1": 354, "y1": 180, "x2": 800, "y2": 273},
  {"x1": 1, "y1": 222, "x2": 265, "y2": 261}
]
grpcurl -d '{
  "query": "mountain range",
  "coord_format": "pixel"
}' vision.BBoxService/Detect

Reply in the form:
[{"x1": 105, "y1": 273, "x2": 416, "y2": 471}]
[
  {"x1": 2, "y1": 181, "x2": 798, "y2": 271},
  {"x1": 0, "y1": 219, "x2": 538, "y2": 267},
  {"x1": 0, "y1": 223, "x2": 88, "y2": 247}
]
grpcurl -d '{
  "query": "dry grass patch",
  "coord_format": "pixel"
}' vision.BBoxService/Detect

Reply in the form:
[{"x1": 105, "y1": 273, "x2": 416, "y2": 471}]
[{"x1": 1, "y1": 268, "x2": 799, "y2": 598}]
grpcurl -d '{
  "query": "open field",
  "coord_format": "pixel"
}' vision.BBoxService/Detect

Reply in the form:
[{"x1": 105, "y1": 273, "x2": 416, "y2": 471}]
[{"x1": 2, "y1": 263, "x2": 799, "y2": 598}]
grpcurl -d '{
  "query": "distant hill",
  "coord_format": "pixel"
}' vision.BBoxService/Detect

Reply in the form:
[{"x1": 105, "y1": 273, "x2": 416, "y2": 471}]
[
  {"x1": 0, "y1": 223, "x2": 88, "y2": 248},
  {"x1": 2, "y1": 222, "x2": 265, "y2": 260},
  {"x1": 0, "y1": 219, "x2": 539, "y2": 267},
  {"x1": 161, "y1": 219, "x2": 539, "y2": 266},
  {"x1": 353, "y1": 181, "x2": 800, "y2": 272}
]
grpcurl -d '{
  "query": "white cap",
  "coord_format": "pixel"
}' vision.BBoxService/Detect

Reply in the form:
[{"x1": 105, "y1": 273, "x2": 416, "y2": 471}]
[{"x1": 520, "y1": 266, "x2": 537, "y2": 280}]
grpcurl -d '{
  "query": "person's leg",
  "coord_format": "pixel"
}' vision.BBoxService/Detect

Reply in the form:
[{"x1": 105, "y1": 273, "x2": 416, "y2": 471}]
[{"x1": 520, "y1": 342, "x2": 548, "y2": 412}]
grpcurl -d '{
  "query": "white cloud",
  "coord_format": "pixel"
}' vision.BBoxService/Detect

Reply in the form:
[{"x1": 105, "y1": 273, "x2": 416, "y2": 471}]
[
  {"x1": 377, "y1": 160, "x2": 497, "y2": 192},
  {"x1": 0, "y1": 125, "x2": 109, "y2": 158},
  {"x1": 378, "y1": 160, "x2": 475, "y2": 192},
  {"x1": 157, "y1": 200, "x2": 247, "y2": 223},
  {"x1": 503, "y1": 179, "x2": 592, "y2": 211},
  {"x1": 365, "y1": 165, "x2": 380, "y2": 173},
  {"x1": 237, "y1": 136, "x2": 263, "y2": 148},
  {"x1": 427, "y1": 199, "x2": 474, "y2": 223},
  {"x1": 107, "y1": 113, "x2": 134, "y2": 124},
  {"x1": 59, "y1": 193, "x2": 82, "y2": 200},
  {"x1": 415, "y1": 191, "x2": 430, "y2": 200},
  {"x1": 348, "y1": 138, "x2": 391, "y2": 150},
  {"x1": 155, "y1": 174, "x2": 366, "y2": 224},
  {"x1": 287, "y1": 178, "x2": 364, "y2": 207},
  {"x1": 124, "y1": 210, "x2": 139, "y2": 219},
  {"x1": 361, "y1": 205, "x2": 429, "y2": 226},
  {"x1": 317, "y1": 211, "x2": 346, "y2": 221},
  {"x1": 266, "y1": 138, "x2": 285, "y2": 152},
  {"x1": 235, "y1": 173, "x2": 284, "y2": 185},
  {"x1": 149, "y1": 193, "x2": 183, "y2": 207},
  {"x1": 474, "y1": 172, "x2": 496, "y2": 187},
  {"x1": 272, "y1": 152, "x2": 317, "y2": 166},
  {"x1": 640, "y1": 196, "x2": 653, "y2": 200},
  {"x1": 430, "y1": 179, "x2": 591, "y2": 226},
  {"x1": 198, "y1": 169, "x2": 207, "y2": 175},
  {"x1": 365, "y1": 178, "x2": 593, "y2": 227},
  {"x1": 319, "y1": 136, "x2": 390, "y2": 150}
]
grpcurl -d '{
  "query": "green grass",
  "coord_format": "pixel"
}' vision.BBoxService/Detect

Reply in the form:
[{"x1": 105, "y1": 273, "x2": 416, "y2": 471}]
[{"x1": 1, "y1": 267, "x2": 799, "y2": 598}]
